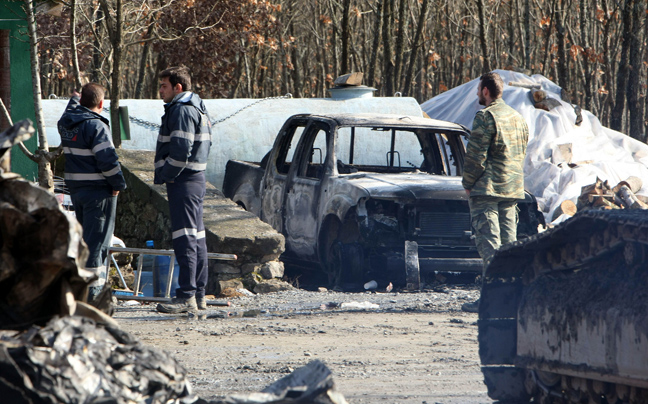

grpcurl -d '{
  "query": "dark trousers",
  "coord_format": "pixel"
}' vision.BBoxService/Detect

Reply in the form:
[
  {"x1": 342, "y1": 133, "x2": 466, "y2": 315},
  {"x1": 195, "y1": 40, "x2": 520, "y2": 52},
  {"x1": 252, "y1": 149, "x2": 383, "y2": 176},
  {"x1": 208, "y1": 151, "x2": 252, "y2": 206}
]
[
  {"x1": 166, "y1": 170, "x2": 208, "y2": 299},
  {"x1": 71, "y1": 188, "x2": 117, "y2": 292}
]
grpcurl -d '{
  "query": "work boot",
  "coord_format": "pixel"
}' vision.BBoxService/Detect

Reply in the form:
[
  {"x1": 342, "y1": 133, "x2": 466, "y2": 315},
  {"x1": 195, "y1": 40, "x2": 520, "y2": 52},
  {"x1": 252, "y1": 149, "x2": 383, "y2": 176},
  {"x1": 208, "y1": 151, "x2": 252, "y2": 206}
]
[
  {"x1": 156, "y1": 296, "x2": 198, "y2": 314},
  {"x1": 461, "y1": 299, "x2": 480, "y2": 313},
  {"x1": 196, "y1": 296, "x2": 207, "y2": 310}
]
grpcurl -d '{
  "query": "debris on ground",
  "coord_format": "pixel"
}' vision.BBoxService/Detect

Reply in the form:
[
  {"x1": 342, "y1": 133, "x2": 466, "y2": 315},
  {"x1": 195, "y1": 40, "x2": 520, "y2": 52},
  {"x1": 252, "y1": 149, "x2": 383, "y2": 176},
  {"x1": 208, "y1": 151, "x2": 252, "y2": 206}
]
[
  {"x1": 0, "y1": 316, "x2": 193, "y2": 403},
  {"x1": 340, "y1": 301, "x2": 380, "y2": 310},
  {"x1": 208, "y1": 360, "x2": 348, "y2": 404}
]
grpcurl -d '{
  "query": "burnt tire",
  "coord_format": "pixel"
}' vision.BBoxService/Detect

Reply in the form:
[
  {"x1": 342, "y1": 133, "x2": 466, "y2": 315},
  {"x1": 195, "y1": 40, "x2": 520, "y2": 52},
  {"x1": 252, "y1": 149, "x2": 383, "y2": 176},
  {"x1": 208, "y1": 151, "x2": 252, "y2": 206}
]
[{"x1": 326, "y1": 241, "x2": 364, "y2": 289}]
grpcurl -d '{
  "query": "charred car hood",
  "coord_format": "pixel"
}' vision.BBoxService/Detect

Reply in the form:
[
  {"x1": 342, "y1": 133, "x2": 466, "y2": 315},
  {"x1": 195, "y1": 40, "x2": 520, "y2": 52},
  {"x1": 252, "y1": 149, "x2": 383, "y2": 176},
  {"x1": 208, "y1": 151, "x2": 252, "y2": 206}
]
[{"x1": 342, "y1": 172, "x2": 467, "y2": 201}]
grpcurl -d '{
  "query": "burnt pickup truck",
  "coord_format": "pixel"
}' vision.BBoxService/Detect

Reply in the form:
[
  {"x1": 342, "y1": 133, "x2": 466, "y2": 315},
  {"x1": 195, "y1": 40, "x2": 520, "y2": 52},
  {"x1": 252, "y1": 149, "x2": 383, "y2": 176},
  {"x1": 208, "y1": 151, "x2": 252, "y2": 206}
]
[{"x1": 223, "y1": 113, "x2": 544, "y2": 289}]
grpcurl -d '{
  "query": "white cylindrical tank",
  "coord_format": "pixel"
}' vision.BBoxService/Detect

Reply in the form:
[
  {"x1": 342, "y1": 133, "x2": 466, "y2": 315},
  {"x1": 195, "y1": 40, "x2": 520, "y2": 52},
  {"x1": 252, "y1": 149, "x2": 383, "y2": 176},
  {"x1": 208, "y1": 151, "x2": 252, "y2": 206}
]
[{"x1": 43, "y1": 93, "x2": 423, "y2": 189}]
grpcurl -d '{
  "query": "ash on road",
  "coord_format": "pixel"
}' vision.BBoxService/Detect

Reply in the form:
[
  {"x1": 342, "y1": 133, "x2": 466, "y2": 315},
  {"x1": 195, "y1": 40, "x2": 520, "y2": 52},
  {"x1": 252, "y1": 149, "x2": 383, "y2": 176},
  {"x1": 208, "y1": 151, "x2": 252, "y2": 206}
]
[{"x1": 114, "y1": 286, "x2": 488, "y2": 404}]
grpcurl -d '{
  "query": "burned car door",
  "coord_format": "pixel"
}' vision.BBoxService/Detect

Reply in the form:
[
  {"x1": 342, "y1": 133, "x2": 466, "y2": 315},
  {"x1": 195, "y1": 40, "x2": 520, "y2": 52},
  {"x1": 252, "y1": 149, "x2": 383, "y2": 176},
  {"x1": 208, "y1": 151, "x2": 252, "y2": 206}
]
[
  {"x1": 260, "y1": 118, "x2": 308, "y2": 232},
  {"x1": 282, "y1": 121, "x2": 331, "y2": 259}
]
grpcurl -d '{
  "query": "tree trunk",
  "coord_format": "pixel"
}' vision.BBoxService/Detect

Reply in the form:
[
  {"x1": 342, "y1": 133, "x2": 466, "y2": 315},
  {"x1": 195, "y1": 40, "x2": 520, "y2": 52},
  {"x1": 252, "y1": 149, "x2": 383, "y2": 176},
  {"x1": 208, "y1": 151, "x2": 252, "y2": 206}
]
[
  {"x1": 524, "y1": 0, "x2": 531, "y2": 68},
  {"x1": 110, "y1": 0, "x2": 123, "y2": 147},
  {"x1": 393, "y1": 0, "x2": 407, "y2": 90},
  {"x1": 135, "y1": 23, "x2": 155, "y2": 99},
  {"x1": 541, "y1": 0, "x2": 557, "y2": 77},
  {"x1": 70, "y1": 0, "x2": 82, "y2": 90},
  {"x1": 610, "y1": 0, "x2": 632, "y2": 132},
  {"x1": 366, "y1": 0, "x2": 383, "y2": 88},
  {"x1": 329, "y1": 0, "x2": 339, "y2": 78},
  {"x1": 476, "y1": 0, "x2": 491, "y2": 73},
  {"x1": 599, "y1": 0, "x2": 612, "y2": 127},
  {"x1": 289, "y1": 21, "x2": 302, "y2": 98},
  {"x1": 403, "y1": 0, "x2": 429, "y2": 96},
  {"x1": 554, "y1": 0, "x2": 569, "y2": 94},
  {"x1": 92, "y1": 7, "x2": 103, "y2": 83},
  {"x1": 382, "y1": 0, "x2": 394, "y2": 96},
  {"x1": 508, "y1": 0, "x2": 515, "y2": 68},
  {"x1": 340, "y1": 0, "x2": 350, "y2": 74},
  {"x1": 627, "y1": 0, "x2": 645, "y2": 141},
  {"x1": 579, "y1": 0, "x2": 593, "y2": 113},
  {"x1": 24, "y1": 0, "x2": 60, "y2": 191}
]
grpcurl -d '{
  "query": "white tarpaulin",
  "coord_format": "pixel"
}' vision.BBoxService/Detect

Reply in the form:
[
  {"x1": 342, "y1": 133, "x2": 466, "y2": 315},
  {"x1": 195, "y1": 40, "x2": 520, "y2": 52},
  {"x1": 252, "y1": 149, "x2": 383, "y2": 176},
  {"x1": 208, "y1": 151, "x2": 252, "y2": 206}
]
[{"x1": 421, "y1": 69, "x2": 648, "y2": 224}]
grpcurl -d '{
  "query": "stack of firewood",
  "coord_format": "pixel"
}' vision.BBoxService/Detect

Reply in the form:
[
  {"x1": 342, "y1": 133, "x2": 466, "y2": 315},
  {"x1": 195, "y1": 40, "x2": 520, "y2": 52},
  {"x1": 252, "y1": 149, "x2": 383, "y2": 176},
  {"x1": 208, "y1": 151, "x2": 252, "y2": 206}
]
[{"x1": 552, "y1": 176, "x2": 648, "y2": 222}]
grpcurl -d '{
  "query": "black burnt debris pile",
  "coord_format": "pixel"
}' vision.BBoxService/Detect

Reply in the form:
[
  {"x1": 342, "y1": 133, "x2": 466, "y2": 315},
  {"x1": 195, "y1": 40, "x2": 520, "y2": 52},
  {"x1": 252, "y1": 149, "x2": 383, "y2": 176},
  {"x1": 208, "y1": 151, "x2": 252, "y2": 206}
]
[
  {"x1": 0, "y1": 119, "x2": 96, "y2": 329},
  {"x1": 0, "y1": 120, "x2": 191, "y2": 403},
  {"x1": 0, "y1": 316, "x2": 193, "y2": 403}
]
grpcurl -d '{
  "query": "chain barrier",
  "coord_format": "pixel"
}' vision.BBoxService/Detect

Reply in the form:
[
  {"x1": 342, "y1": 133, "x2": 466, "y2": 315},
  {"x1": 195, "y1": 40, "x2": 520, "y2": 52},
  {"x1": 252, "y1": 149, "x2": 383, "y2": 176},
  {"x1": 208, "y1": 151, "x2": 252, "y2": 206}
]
[
  {"x1": 50, "y1": 93, "x2": 294, "y2": 131},
  {"x1": 209, "y1": 94, "x2": 292, "y2": 126},
  {"x1": 97, "y1": 93, "x2": 294, "y2": 131}
]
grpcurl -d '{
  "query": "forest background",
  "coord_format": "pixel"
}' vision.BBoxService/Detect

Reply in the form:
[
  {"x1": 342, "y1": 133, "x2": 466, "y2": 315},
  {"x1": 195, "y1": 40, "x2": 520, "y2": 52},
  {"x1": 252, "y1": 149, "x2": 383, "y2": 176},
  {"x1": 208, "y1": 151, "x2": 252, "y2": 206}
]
[{"x1": 33, "y1": 0, "x2": 648, "y2": 144}]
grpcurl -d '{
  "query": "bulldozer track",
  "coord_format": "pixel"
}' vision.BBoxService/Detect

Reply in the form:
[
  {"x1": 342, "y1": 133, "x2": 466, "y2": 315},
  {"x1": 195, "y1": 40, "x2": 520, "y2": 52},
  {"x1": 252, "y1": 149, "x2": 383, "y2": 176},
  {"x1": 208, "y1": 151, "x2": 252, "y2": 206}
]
[{"x1": 479, "y1": 209, "x2": 648, "y2": 404}]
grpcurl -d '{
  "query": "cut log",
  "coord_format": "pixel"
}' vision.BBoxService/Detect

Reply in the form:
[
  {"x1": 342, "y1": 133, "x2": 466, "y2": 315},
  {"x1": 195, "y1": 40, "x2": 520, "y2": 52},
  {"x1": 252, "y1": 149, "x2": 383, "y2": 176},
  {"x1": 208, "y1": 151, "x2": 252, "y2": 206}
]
[
  {"x1": 551, "y1": 199, "x2": 577, "y2": 222},
  {"x1": 614, "y1": 176, "x2": 643, "y2": 194}
]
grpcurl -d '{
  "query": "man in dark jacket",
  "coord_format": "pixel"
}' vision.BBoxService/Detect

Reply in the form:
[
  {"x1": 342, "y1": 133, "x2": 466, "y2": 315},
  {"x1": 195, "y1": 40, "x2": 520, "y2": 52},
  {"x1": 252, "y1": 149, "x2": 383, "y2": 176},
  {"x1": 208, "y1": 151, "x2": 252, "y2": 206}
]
[
  {"x1": 58, "y1": 83, "x2": 126, "y2": 303},
  {"x1": 154, "y1": 66, "x2": 212, "y2": 314},
  {"x1": 461, "y1": 72, "x2": 529, "y2": 313}
]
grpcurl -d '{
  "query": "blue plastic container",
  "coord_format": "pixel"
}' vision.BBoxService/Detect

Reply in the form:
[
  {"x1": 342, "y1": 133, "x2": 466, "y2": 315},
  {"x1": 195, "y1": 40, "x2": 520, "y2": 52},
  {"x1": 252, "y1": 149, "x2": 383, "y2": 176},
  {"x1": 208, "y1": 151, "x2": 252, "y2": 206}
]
[
  {"x1": 138, "y1": 240, "x2": 156, "y2": 297},
  {"x1": 138, "y1": 271, "x2": 154, "y2": 297},
  {"x1": 153, "y1": 256, "x2": 180, "y2": 297}
]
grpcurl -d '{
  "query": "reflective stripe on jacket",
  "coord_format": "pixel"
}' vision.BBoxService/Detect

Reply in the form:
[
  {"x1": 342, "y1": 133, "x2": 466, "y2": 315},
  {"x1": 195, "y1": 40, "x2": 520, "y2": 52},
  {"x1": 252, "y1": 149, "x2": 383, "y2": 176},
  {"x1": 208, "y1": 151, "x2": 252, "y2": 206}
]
[
  {"x1": 154, "y1": 92, "x2": 212, "y2": 184},
  {"x1": 57, "y1": 97, "x2": 126, "y2": 193}
]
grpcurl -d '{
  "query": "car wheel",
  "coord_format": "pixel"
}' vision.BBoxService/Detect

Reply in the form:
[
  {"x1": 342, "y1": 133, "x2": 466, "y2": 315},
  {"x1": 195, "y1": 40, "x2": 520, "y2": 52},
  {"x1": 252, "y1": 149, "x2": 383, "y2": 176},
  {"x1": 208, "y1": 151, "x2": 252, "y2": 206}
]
[{"x1": 326, "y1": 240, "x2": 364, "y2": 289}]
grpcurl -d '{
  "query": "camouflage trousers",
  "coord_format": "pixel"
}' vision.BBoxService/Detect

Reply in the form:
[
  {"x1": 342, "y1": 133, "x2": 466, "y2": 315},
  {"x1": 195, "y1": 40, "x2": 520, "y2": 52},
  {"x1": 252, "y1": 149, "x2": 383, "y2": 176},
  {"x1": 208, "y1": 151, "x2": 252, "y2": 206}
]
[{"x1": 469, "y1": 196, "x2": 519, "y2": 272}]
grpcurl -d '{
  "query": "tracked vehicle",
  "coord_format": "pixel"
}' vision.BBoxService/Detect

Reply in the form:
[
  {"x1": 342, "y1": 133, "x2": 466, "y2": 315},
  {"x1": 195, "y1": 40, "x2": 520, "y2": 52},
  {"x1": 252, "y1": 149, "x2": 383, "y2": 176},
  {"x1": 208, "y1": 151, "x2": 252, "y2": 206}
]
[{"x1": 479, "y1": 209, "x2": 648, "y2": 403}]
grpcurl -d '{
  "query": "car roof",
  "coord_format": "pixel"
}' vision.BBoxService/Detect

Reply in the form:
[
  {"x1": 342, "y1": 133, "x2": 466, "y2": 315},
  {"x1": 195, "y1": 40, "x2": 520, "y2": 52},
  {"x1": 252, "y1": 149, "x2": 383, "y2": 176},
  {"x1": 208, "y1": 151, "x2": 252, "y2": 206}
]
[{"x1": 290, "y1": 113, "x2": 469, "y2": 133}]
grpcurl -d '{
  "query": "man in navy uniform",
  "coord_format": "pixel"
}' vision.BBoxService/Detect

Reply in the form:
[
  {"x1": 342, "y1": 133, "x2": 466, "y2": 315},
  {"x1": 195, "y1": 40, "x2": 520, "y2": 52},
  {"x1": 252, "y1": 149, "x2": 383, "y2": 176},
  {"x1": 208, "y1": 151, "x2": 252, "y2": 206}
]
[
  {"x1": 58, "y1": 83, "x2": 126, "y2": 303},
  {"x1": 154, "y1": 66, "x2": 212, "y2": 313}
]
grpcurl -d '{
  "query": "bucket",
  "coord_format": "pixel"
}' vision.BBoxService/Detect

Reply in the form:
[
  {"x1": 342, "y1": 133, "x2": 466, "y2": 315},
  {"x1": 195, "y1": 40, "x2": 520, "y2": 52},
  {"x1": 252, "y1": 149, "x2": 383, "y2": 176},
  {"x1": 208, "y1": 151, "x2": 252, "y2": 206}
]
[{"x1": 153, "y1": 256, "x2": 180, "y2": 297}]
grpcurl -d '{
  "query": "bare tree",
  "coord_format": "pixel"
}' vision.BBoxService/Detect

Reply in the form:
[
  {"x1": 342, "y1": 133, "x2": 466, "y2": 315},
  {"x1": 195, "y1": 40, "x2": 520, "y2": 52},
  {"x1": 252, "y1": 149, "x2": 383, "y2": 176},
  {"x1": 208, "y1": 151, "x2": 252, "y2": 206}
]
[
  {"x1": 23, "y1": 0, "x2": 62, "y2": 191},
  {"x1": 610, "y1": 0, "x2": 633, "y2": 132},
  {"x1": 476, "y1": 0, "x2": 491, "y2": 73}
]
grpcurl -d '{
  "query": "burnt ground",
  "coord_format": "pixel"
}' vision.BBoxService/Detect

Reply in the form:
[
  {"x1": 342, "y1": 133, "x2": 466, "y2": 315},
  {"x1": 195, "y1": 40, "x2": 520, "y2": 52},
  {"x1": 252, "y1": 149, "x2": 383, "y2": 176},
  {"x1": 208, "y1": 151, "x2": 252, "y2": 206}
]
[{"x1": 114, "y1": 284, "x2": 490, "y2": 403}]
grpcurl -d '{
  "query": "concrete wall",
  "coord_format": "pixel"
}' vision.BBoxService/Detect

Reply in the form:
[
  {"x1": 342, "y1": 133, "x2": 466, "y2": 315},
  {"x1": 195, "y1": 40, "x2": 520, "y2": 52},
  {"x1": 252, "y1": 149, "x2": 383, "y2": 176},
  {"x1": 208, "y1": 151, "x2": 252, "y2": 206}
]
[{"x1": 43, "y1": 95, "x2": 423, "y2": 189}]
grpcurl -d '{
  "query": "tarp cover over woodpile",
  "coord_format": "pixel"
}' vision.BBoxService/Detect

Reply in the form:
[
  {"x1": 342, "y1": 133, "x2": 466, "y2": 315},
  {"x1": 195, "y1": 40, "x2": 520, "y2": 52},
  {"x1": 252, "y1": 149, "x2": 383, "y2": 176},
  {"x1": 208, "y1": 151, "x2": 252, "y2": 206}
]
[{"x1": 421, "y1": 70, "x2": 648, "y2": 225}]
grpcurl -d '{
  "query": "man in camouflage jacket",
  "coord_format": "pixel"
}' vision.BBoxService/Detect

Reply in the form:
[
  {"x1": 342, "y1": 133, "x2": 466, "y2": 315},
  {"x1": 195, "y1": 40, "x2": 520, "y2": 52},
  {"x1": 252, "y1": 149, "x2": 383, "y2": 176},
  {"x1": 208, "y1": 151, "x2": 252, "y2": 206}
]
[{"x1": 461, "y1": 72, "x2": 529, "y2": 311}]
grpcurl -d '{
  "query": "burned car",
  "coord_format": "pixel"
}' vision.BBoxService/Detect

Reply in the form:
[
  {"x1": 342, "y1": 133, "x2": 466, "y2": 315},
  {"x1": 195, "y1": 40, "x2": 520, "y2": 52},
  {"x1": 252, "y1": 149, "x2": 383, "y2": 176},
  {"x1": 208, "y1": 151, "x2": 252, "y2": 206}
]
[{"x1": 223, "y1": 113, "x2": 543, "y2": 288}]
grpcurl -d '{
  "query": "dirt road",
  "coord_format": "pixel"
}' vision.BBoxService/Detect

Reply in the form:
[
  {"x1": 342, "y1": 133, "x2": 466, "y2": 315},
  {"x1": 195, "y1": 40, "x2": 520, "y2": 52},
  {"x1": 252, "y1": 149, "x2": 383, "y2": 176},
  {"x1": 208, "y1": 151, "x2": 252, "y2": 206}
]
[{"x1": 114, "y1": 286, "x2": 489, "y2": 403}]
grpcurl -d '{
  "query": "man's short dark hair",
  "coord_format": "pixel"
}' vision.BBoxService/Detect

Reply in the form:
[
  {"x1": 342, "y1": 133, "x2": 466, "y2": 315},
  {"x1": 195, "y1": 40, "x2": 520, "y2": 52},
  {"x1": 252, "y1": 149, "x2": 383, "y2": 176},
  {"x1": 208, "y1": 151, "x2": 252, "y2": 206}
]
[
  {"x1": 80, "y1": 83, "x2": 105, "y2": 109},
  {"x1": 480, "y1": 72, "x2": 504, "y2": 99},
  {"x1": 159, "y1": 65, "x2": 192, "y2": 92}
]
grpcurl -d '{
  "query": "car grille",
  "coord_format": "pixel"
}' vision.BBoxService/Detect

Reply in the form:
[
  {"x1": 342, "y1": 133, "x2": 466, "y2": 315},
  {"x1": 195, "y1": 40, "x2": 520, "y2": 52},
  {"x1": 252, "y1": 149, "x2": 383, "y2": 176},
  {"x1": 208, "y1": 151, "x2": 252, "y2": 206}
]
[{"x1": 418, "y1": 212, "x2": 471, "y2": 238}]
